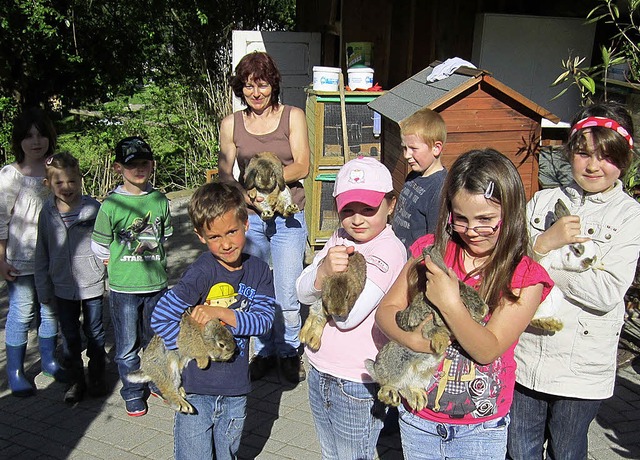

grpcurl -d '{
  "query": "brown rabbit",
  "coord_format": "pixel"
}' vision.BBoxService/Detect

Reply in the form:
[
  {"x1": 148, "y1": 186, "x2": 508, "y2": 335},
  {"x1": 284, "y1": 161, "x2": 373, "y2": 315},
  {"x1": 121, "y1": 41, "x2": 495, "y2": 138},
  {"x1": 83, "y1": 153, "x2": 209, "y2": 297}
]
[
  {"x1": 127, "y1": 311, "x2": 236, "y2": 413},
  {"x1": 244, "y1": 152, "x2": 299, "y2": 220},
  {"x1": 300, "y1": 251, "x2": 367, "y2": 351}
]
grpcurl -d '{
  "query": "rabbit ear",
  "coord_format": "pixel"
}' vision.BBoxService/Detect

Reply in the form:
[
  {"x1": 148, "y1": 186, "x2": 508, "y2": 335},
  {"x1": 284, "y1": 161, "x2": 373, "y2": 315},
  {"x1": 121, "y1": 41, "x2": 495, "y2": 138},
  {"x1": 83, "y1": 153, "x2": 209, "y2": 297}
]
[
  {"x1": 244, "y1": 167, "x2": 256, "y2": 190},
  {"x1": 554, "y1": 199, "x2": 570, "y2": 219},
  {"x1": 277, "y1": 173, "x2": 285, "y2": 191}
]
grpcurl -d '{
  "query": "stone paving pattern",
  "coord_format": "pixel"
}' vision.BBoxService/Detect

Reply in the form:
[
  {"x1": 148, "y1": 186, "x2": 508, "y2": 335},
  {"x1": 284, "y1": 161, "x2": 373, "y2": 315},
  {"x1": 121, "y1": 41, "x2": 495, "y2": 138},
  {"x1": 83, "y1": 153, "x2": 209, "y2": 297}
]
[{"x1": 1, "y1": 192, "x2": 639, "y2": 459}]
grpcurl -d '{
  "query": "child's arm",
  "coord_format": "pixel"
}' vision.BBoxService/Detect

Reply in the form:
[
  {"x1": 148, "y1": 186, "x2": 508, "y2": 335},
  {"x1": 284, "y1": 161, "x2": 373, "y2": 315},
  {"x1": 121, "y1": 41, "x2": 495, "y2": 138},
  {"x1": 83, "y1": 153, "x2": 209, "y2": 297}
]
[
  {"x1": 34, "y1": 211, "x2": 53, "y2": 303},
  {"x1": 232, "y1": 266, "x2": 276, "y2": 337},
  {"x1": 376, "y1": 259, "x2": 437, "y2": 353},
  {"x1": 529, "y1": 196, "x2": 640, "y2": 313},
  {"x1": 192, "y1": 266, "x2": 276, "y2": 337},
  {"x1": 191, "y1": 305, "x2": 238, "y2": 327},
  {"x1": 423, "y1": 255, "x2": 544, "y2": 364},
  {"x1": 333, "y1": 280, "x2": 386, "y2": 329},
  {"x1": 296, "y1": 232, "x2": 338, "y2": 304},
  {"x1": 91, "y1": 206, "x2": 112, "y2": 262},
  {"x1": 545, "y1": 227, "x2": 640, "y2": 313},
  {"x1": 0, "y1": 169, "x2": 19, "y2": 280},
  {"x1": 161, "y1": 197, "x2": 173, "y2": 243},
  {"x1": 298, "y1": 243, "x2": 384, "y2": 329},
  {"x1": 151, "y1": 289, "x2": 189, "y2": 350}
]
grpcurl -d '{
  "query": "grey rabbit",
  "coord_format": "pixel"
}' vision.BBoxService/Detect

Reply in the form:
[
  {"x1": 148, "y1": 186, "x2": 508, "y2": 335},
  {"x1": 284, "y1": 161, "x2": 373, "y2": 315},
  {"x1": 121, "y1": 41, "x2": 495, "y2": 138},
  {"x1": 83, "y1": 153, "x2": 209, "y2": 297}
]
[
  {"x1": 300, "y1": 251, "x2": 367, "y2": 351},
  {"x1": 366, "y1": 245, "x2": 489, "y2": 410},
  {"x1": 127, "y1": 311, "x2": 236, "y2": 414}
]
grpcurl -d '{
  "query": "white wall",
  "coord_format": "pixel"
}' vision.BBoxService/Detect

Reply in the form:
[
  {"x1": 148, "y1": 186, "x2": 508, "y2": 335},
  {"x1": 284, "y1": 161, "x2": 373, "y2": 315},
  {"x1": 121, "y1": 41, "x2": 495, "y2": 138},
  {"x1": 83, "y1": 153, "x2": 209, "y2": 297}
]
[{"x1": 472, "y1": 14, "x2": 596, "y2": 122}]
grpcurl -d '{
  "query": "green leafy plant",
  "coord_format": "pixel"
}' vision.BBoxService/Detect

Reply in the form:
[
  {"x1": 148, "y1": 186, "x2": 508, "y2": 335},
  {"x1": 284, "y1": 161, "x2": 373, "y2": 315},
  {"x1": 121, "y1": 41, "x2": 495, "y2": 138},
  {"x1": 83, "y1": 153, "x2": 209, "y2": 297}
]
[
  {"x1": 623, "y1": 149, "x2": 640, "y2": 200},
  {"x1": 552, "y1": 0, "x2": 640, "y2": 105}
]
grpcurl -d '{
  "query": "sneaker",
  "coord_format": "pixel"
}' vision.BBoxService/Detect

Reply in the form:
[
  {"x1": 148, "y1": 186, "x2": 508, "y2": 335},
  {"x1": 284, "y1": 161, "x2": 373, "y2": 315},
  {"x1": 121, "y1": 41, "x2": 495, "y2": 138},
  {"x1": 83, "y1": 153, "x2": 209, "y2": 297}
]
[
  {"x1": 249, "y1": 355, "x2": 277, "y2": 381},
  {"x1": 280, "y1": 355, "x2": 306, "y2": 383},
  {"x1": 149, "y1": 385, "x2": 168, "y2": 404},
  {"x1": 125, "y1": 398, "x2": 148, "y2": 417}
]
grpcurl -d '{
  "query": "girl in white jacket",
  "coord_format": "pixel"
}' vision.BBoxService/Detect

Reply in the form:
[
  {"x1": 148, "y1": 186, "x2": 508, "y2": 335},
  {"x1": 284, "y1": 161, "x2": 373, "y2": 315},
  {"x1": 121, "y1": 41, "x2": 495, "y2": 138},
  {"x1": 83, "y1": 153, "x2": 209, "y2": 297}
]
[{"x1": 508, "y1": 102, "x2": 640, "y2": 460}]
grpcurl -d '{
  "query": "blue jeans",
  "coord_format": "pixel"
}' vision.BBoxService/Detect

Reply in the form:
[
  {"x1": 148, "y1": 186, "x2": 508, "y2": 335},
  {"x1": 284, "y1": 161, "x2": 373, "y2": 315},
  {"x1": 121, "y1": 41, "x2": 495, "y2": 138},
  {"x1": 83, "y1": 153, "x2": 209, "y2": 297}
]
[
  {"x1": 507, "y1": 383, "x2": 601, "y2": 460},
  {"x1": 174, "y1": 393, "x2": 246, "y2": 460},
  {"x1": 308, "y1": 366, "x2": 386, "y2": 460},
  {"x1": 245, "y1": 212, "x2": 307, "y2": 358},
  {"x1": 5, "y1": 275, "x2": 58, "y2": 346},
  {"x1": 109, "y1": 289, "x2": 165, "y2": 401},
  {"x1": 56, "y1": 296, "x2": 106, "y2": 370},
  {"x1": 398, "y1": 404, "x2": 509, "y2": 459}
]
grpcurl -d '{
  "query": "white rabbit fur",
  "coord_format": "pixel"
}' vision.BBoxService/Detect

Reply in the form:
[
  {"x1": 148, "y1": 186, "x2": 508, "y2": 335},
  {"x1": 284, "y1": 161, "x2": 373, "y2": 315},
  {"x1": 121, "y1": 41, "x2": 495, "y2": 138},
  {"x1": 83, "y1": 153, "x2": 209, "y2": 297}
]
[{"x1": 530, "y1": 199, "x2": 603, "y2": 331}]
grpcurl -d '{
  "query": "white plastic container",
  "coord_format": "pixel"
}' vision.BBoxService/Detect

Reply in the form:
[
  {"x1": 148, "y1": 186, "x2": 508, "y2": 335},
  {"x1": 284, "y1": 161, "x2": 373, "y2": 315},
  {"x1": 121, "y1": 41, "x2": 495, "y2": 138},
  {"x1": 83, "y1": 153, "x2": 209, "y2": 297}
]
[
  {"x1": 313, "y1": 66, "x2": 341, "y2": 91},
  {"x1": 347, "y1": 67, "x2": 374, "y2": 90}
]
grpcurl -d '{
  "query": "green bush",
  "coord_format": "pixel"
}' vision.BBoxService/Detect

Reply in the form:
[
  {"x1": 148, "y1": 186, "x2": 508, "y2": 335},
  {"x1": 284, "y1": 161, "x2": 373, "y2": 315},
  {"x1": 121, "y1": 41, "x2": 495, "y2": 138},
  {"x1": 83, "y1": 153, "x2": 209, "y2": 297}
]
[{"x1": 55, "y1": 81, "x2": 224, "y2": 198}]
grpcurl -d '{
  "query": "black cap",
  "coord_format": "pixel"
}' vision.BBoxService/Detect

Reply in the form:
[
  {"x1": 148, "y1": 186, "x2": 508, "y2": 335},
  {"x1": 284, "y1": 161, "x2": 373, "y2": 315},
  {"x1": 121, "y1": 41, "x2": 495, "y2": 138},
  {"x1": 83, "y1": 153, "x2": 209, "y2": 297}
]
[{"x1": 114, "y1": 136, "x2": 153, "y2": 164}]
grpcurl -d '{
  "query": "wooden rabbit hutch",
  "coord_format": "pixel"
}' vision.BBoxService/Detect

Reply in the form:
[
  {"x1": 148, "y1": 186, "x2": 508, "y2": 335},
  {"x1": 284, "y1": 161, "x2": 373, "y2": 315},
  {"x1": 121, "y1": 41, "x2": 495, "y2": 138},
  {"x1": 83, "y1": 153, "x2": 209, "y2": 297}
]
[
  {"x1": 304, "y1": 89, "x2": 385, "y2": 249},
  {"x1": 368, "y1": 62, "x2": 560, "y2": 200}
]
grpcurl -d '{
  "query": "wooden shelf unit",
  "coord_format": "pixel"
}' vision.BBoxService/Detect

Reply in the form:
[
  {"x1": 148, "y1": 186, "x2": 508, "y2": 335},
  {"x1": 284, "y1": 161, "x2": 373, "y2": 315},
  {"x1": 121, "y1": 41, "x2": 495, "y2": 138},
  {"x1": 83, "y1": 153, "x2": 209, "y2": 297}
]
[{"x1": 304, "y1": 89, "x2": 384, "y2": 249}]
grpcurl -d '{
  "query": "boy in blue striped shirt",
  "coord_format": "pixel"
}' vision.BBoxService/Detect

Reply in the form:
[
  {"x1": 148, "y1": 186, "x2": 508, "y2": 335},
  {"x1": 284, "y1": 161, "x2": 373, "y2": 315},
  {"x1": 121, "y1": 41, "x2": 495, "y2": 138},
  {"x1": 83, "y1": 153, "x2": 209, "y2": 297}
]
[{"x1": 151, "y1": 182, "x2": 275, "y2": 460}]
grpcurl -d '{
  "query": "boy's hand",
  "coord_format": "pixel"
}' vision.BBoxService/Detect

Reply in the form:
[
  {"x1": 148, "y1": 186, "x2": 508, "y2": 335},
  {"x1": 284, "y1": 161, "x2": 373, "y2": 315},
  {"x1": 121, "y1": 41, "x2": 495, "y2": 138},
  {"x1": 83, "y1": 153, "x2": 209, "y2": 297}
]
[
  {"x1": 102, "y1": 258, "x2": 109, "y2": 266},
  {"x1": 191, "y1": 304, "x2": 237, "y2": 328},
  {"x1": 535, "y1": 215, "x2": 591, "y2": 254}
]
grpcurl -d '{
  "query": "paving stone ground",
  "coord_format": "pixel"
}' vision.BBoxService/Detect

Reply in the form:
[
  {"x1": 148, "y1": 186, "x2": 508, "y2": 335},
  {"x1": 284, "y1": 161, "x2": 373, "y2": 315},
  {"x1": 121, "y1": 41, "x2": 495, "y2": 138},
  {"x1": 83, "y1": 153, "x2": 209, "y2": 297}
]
[{"x1": 0, "y1": 191, "x2": 639, "y2": 459}]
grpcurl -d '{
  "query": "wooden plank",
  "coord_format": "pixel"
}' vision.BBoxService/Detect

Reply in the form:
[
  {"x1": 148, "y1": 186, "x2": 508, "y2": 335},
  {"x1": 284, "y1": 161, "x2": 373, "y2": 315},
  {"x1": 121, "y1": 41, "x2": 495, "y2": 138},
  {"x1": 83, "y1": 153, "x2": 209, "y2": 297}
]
[
  {"x1": 443, "y1": 119, "x2": 537, "y2": 133},
  {"x1": 446, "y1": 129, "x2": 538, "y2": 144}
]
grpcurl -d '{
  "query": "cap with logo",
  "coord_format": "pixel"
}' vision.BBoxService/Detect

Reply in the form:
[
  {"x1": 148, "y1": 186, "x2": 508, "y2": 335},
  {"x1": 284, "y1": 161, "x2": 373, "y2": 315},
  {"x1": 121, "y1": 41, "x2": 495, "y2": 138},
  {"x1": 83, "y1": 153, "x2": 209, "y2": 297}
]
[
  {"x1": 333, "y1": 156, "x2": 393, "y2": 212},
  {"x1": 114, "y1": 136, "x2": 154, "y2": 164}
]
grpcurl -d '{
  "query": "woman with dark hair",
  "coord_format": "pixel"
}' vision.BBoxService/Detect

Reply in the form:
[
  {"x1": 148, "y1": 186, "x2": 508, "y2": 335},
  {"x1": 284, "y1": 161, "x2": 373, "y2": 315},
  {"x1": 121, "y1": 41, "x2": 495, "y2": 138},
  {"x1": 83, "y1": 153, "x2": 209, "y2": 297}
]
[{"x1": 219, "y1": 51, "x2": 311, "y2": 383}]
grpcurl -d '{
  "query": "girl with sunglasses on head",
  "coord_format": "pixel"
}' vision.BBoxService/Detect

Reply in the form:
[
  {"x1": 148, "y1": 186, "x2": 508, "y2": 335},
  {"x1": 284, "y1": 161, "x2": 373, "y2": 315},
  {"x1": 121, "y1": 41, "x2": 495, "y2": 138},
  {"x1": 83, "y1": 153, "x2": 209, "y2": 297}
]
[
  {"x1": 508, "y1": 102, "x2": 640, "y2": 460},
  {"x1": 376, "y1": 148, "x2": 553, "y2": 459}
]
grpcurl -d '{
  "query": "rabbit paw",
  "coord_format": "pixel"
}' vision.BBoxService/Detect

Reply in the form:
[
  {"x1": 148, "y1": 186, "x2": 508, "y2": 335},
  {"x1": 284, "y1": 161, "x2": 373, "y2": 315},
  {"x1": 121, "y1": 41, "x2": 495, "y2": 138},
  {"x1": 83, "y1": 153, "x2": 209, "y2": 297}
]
[
  {"x1": 300, "y1": 313, "x2": 327, "y2": 351},
  {"x1": 261, "y1": 210, "x2": 274, "y2": 220},
  {"x1": 378, "y1": 385, "x2": 401, "y2": 407},
  {"x1": 396, "y1": 302, "x2": 429, "y2": 331},
  {"x1": 284, "y1": 204, "x2": 300, "y2": 216},
  {"x1": 174, "y1": 397, "x2": 195, "y2": 414},
  {"x1": 194, "y1": 356, "x2": 210, "y2": 369},
  {"x1": 402, "y1": 388, "x2": 428, "y2": 411},
  {"x1": 428, "y1": 328, "x2": 450, "y2": 354},
  {"x1": 529, "y1": 317, "x2": 563, "y2": 332}
]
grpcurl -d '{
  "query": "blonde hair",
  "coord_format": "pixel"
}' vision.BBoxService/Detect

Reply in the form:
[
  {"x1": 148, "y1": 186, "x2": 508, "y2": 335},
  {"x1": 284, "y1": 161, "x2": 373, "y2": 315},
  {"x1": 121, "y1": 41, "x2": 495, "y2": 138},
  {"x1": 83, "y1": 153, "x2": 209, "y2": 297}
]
[
  {"x1": 399, "y1": 108, "x2": 447, "y2": 147},
  {"x1": 45, "y1": 151, "x2": 81, "y2": 180}
]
